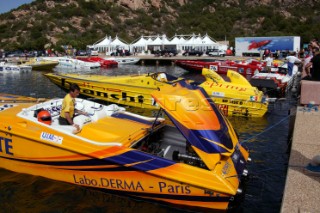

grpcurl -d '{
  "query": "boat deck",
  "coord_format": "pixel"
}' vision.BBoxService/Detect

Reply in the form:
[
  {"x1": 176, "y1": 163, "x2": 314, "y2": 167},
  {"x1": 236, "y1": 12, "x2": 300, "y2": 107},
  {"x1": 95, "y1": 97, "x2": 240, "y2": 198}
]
[{"x1": 8, "y1": 99, "x2": 162, "y2": 147}]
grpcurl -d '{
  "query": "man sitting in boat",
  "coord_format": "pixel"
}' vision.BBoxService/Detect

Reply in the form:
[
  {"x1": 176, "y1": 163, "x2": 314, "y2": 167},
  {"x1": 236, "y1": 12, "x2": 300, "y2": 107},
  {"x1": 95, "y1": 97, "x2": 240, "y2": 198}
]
[{"x1": 59, "y1": 83, "x2": 88, "y2": 132}]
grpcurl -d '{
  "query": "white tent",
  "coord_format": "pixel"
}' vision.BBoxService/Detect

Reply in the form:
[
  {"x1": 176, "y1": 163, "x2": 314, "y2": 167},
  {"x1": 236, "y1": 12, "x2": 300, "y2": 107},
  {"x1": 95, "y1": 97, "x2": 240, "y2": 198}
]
[
  {"x1": 202, "y1": 34, "x2": 217, "y2": 44},
  {"x1": 149, "y1": 36, "x2": 163, "y2": 46},
  {"x1": 104, "y1": 36, "x2": 129, "y2": 54},
  {"x1": 131, "y1": 36, "x2": 150, "y2": 53},
  {"x1": 93, "y1": 35, "x2": 112, "y2": 52},
  {"x1": 91, "y1": 33, "x2": 222, "y2": 55},
  {"x1": 147, "y1": 35, "x2": 165, "y2": 51},
  {"x1": 110, "y1": 36, "x2": 128, "y2": 48},
  {"x1": 184, "y1": 35, "x2": 203, "y2": 50},
  {"x1": 201, "y1": 34, "x2": 219, "y2": 50},
  {"x1": 145, "y1": 34, "x2": 179, "y2": 52},
  {"x1": 178, "y1": 37, "x2": 187, "y2": 51},
  {"x1": 169, "y1": 36, "x2": 181, "y2": 45},
  {"x1": 168, "y1": 36, "x2": 186, "y2": 51},
  {"x1": 146, "y1": 37, "x2": 153, "y2": 43},
  {"x1": 161, "y1": 34, "x2": 171, "y2": 45}
]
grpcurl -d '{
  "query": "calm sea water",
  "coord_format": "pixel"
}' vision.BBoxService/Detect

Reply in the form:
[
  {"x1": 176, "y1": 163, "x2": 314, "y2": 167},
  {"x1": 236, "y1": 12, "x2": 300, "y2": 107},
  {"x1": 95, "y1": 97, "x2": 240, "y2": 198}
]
[{"x1": 0, "y1": 64, "x2": 295, "y2": 213}]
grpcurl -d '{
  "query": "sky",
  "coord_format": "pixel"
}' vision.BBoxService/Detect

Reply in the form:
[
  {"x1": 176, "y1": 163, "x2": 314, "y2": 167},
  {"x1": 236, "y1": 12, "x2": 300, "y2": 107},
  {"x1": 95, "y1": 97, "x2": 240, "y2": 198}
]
[{"x1": 0, "y1": 0, "x2": 35, "y2": 14}]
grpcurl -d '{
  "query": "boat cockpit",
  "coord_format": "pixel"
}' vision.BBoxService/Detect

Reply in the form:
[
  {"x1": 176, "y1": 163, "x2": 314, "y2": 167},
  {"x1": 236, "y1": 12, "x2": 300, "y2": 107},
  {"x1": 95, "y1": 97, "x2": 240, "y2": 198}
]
[{"x1": 16, "y1": 98, "x2": 164, "y2": 146}]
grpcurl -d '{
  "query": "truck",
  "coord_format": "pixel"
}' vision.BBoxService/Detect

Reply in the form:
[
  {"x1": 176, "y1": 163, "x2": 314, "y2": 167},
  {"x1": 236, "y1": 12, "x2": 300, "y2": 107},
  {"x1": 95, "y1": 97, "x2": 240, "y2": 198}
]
[{"x1": 235, "y1": 36, "x2": 301, "y2": 57}]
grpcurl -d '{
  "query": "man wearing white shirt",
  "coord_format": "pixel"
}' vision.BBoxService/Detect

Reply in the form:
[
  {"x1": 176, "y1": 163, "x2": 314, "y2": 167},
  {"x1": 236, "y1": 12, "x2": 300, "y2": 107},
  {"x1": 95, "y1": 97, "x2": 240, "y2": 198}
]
[
  {"x1": 265, "y1": 54, "x2": 273, "y2": 72},
  {"x1": 286, "y1": 52, "x2": 301, "y2": 76}
]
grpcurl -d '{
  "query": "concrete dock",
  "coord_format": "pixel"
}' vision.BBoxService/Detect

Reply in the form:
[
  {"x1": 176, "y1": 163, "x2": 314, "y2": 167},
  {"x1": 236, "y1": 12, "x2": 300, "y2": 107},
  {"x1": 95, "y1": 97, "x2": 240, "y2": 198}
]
[{"x1": 281, "y1": 107, "x2": 320, "y2": 212}]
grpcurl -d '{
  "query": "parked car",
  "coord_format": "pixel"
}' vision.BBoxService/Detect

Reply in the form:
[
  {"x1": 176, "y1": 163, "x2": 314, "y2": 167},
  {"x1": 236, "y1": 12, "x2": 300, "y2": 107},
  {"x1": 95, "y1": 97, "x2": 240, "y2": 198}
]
[
  {"x1": 5, "y1": 50, "x2": 25, "y2": 57},
  {"x1": 182, "y1": 49, "x2": 203, "y2": 56},
  {"x1": 76, "y1": 50, "x2": 88, "y2": 56},
  {"x1": 154, "y1": 49, "x2": 177, "y2": 57},
  {"x1": 207, "y1": 49, "x2": 226, "y2": 57},
  {"x1": 205, "y1": 49, "x2": 216, "y2": 55},
  {"x1": 110, "y1": 49, "x2": 131, "y2": 56}
]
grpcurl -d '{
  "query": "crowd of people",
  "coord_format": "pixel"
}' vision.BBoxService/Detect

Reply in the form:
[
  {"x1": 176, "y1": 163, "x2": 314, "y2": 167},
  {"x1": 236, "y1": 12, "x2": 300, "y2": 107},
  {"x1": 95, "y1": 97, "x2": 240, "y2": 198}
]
[
  {"x1": 261, "y1": 38, "x2": 320, "y2": 81},
  {"x1": 303, "y1": 39, "x2": 320, "y2": 81}
]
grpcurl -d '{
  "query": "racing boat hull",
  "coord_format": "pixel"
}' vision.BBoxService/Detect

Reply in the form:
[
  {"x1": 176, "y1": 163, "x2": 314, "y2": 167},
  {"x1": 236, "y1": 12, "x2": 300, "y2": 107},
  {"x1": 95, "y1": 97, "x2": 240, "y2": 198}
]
[
  {"x1": 104, "y1": 57, "x2": 140, "y2": 65},
  {"x1": 250, "y1": 63, "x2": 296, "y2": 97},
  {"x1": 22, "y1": 58, "x2": 59, "y2": 71},
  {"x1": 175, "y1": 59, "x2": 265, "y2": 76},
  {"x1": 199, "y1": 68, "x2": 268, "y2": 117},
  {"x1": 77, "y1": 56, "x2": 118, "y2": 68},
  {"x1": 0, "y1": 63, "x2": 32, "y2": 73},
  {"x1": 0, "y1": 86, "x2": 249, "y2": 210},
  {"x1": 44, "y1": 71, "x2": 267, "y2": 117}
]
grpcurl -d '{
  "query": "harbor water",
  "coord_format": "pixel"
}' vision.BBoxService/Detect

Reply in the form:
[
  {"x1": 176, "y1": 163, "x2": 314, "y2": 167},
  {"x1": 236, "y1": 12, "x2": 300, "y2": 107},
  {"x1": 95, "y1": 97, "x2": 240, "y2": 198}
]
[{"x1": 0, "y1": 64, "x2": 295, "y2": 213}]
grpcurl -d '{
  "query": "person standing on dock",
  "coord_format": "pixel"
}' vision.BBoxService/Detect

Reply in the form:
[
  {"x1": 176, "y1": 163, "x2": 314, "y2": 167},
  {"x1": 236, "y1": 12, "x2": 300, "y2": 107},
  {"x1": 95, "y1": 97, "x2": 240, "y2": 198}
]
[
  {"x1": 265, "y1": 54, "x2": 273, "y2": 72},
  {"x1": 305, "y1": 47, "x2": 320, "y2": 81},
  {"x1": 304, "y1": 39, "x2": 320, "y2": 80},
  {"x1": 286, "y1": 52, "x2": 301, "y2": 76}
]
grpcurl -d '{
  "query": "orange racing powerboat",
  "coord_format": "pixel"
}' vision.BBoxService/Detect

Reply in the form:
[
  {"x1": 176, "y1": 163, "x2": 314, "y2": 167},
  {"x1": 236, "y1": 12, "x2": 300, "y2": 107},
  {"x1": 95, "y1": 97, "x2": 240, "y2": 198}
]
[{"x1": 0, "y1": 83, "x2": 250, "y2": 211}]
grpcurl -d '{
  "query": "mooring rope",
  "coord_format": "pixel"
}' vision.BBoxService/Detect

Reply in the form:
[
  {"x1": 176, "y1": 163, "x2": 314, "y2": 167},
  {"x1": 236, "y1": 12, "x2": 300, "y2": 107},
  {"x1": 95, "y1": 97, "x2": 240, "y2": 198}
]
[{"x1": 240, "y1": 115, "x2": 290, "y2": 145}]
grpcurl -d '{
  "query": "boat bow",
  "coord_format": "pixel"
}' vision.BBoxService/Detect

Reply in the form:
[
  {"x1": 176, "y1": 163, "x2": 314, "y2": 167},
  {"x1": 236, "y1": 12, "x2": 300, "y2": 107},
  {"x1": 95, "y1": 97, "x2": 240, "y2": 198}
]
[{"x1": 151, "y1": 81, "x2": 239, "y2": 170}]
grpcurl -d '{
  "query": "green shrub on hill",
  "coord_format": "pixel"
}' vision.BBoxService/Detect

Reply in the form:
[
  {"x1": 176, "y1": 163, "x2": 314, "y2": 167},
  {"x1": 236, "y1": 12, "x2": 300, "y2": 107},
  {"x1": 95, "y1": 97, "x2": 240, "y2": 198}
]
[{"x1": 0, "y1": 0, "x2": 319, "y2": 50}]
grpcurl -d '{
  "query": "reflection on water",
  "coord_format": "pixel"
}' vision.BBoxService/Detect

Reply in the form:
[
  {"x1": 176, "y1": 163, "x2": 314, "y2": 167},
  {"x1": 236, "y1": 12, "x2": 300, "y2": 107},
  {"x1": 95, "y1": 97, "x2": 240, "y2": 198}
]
[{"x1": 0, "y1": 65, "x2": 294, "y2": 213}]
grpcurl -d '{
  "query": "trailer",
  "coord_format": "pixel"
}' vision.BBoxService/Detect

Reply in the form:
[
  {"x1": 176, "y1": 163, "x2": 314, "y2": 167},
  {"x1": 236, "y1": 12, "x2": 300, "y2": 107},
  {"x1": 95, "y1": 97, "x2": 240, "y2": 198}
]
[{"x1": 235, "y1": 36, "x2": 301, "y2": 57}]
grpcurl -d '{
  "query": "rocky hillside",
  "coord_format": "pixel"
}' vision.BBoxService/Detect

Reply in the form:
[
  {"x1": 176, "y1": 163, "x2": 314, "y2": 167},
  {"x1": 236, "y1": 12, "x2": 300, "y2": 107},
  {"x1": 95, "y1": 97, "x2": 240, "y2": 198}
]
[{"x1": 0, "y1": 0, "x2": 319, "y2": 50}]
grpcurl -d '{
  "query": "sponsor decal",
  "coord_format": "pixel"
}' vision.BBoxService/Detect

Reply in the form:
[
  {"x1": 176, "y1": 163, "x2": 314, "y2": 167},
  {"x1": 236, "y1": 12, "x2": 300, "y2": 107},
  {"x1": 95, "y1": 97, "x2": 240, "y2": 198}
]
[
  {"x1": 0, "y1": 136, "x2": 13, "y2": 155},
  {"x1": 222, "y1": 161, "x2": 231, "y2": 175},
  {"x1": 212, "y1": 91, "x2": 225, "y2": 97},
  {"x1": 209, "y1": 65, "x2": 218, "y2": 72},
  {"x1": 250, "y1": 96, "x2": 257, "y2": 101},
  {"x1": 40, "y1": 132, "x2": 63, "y2": 144},
  {"x1": 218, "y1": 104, "x2": 229, "y2": 115},
  {"x1": 73, "y1": 175, "x2": 191, "y2": 194},
  {"x1": 158, "y1": 181, "x2": 191, "y2": 194}
]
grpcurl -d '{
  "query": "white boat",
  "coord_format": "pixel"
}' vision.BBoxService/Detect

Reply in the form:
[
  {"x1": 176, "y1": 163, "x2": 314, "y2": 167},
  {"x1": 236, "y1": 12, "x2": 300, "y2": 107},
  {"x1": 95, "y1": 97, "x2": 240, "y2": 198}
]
[
  {"x1": 104, "y1": 57, "x2": 140, "y2": 65},
  {"x1": 250, "y1": 63, "x2": 298, "y2": 97},
  {"x1": 0, "y1": 62, "x2": 32, "y2": 73},
  {"x1": 42, "y1": 57, "x2": 101, "y2": 70}
]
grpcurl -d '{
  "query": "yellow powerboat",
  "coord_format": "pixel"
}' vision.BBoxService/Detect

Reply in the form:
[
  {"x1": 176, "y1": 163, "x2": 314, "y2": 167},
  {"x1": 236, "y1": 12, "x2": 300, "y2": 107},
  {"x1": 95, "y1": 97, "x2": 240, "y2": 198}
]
[
  {"x1": 0, "y1": 93, "x2": 46, "y2": 102},
  {"x1": 0, "y1": 83, "x2": 249, "y2": 211},
  {"x1": 199, "y1": 68, "x2": 268, "y2": 117},
  {"x1": 44, "y1": 69, "x2": 267, "y2": 117},
  {"x1": 22, "y1": 57, "x2": 59, "y2": 70}
]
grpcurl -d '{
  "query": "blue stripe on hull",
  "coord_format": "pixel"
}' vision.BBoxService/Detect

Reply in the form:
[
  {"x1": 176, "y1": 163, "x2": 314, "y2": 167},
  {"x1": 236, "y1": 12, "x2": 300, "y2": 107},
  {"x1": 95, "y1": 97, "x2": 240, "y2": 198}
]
[
  {"x1": 111, "y1": 112, "x2": 161, "y2": 126},
  {"x1": 0, "y1": 149, "x2": 175, "y2": 172},
  {"x1": 107, "y1": 150, "x2": 175, "y2": 171}
]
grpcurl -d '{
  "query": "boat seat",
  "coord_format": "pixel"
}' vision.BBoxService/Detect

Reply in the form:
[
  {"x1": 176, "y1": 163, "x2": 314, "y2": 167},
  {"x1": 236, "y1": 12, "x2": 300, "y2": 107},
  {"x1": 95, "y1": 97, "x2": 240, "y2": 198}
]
[
  {"x1": 73, "y1": 115, "x2": 92, "y2": 129},
  {"x1": 88, "y1": 104, "x2": 126, "y2": 122},
  {"x1": 38, "y1": 102, "x2": 125, "y2": 134},
  {"x1": 49, "y1": 116, "x2": 82, "y2": 134},
  {"x1": 51, "y1": 117, "x2": 60, "y2": 126}
]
